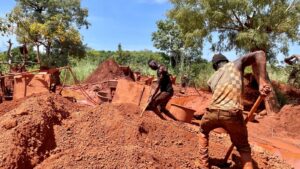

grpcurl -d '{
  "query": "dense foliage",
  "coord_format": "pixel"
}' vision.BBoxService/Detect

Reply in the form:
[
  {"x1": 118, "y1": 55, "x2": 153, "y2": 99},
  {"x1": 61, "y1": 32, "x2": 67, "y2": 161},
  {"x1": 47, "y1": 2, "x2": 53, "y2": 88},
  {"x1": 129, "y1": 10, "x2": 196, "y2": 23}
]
[
  {"x1": 165, "y1": 0, "x2": 300, "y2": 63},
  {"x1": 7, "y1": 0, "x2": 89, "y2": 67}
]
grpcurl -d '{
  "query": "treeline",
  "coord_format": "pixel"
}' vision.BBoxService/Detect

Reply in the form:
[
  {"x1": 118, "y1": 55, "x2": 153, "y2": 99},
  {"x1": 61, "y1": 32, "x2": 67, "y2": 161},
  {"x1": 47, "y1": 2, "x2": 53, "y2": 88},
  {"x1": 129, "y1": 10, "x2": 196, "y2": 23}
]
[
  {"x1": 63, "y1": 48, "x2": 213, "y2": 87},
  {"x1": 61, "y1": 49, "x2": 291, "y2": 88},
  {"x1": 0, "y1": 45, "x2": 292, "y2": 88}
]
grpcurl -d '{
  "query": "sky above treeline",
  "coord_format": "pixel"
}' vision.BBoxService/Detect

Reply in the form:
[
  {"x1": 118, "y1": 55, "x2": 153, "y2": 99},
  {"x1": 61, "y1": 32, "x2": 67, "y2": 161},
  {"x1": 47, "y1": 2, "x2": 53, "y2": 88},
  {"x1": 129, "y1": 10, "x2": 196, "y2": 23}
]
[{"x1": 0, "y1": 0, "x2": 299, "y2": 62}]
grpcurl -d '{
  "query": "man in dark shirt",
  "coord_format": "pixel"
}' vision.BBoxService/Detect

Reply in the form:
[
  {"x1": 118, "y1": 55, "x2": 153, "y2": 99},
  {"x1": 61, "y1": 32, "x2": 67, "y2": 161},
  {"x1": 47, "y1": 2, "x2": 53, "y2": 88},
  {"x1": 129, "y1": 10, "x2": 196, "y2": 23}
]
[{"x1": 147, "y1": 59, "x2": 177, "y2": 120}]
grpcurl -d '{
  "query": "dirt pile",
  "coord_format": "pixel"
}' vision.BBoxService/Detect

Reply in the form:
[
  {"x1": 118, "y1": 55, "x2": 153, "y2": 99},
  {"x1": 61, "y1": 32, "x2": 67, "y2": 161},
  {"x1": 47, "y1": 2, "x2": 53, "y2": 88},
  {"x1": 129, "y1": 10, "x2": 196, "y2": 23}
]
[
  {"x1": 0, "y1": 92, "x2": 294, "y2": 169},
  {"x1": 84, "y1": 59, "x2": 126, "y2": 84},
  {"x1": 0, "y1": 93, "x2": 79, "y2": 169},
  {"x1": 249, "y1": 104, "x2": 300, "y2": 140},
  {"x1": 35, "y1": 103, "x2": 292, "y2": 169},
  {"x1": 36, "y1": 103, "x2": 202, "y2": 168},
  {"x1": 272, "y1": 81, "x2": 300, "y2": 104},
  {"x1": 275, "y1": 104, "x2": 300, "y2": 139}
]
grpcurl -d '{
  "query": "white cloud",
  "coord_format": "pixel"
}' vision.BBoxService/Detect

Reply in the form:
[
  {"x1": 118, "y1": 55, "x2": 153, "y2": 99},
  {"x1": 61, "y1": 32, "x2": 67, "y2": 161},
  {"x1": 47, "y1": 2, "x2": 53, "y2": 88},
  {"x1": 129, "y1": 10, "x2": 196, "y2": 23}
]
[
  {"x1": 153, "y1": 0, "x2": 169, "y2": 4},
  {"x1": 137, "y1": 0, "x2": 169, "y2": 4}
]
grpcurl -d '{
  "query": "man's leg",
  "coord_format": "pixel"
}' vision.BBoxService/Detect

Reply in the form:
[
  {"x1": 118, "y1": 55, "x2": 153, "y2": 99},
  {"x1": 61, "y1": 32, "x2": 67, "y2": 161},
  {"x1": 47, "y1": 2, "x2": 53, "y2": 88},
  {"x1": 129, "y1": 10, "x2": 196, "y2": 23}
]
[
  {"x1": 222, "y1": 112, "x2": 253, "y2": 169},
  {"x1": 199, "y1": 110, "x2": 220, "y2": 169},
  {"x1": 148, "y1": 94, "x2": 167, "y2": 120},
  {"x1": 155, "y1": 92, "x2": 177, "y2": 120}
]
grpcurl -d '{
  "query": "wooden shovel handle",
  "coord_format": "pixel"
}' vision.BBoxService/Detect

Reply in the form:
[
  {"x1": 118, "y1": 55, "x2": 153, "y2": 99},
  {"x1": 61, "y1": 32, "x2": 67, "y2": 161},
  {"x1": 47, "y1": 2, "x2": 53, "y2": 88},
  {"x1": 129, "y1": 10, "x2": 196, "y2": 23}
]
[{"x1": 224, "y1": 95, "x2": 264, "y2": 162}]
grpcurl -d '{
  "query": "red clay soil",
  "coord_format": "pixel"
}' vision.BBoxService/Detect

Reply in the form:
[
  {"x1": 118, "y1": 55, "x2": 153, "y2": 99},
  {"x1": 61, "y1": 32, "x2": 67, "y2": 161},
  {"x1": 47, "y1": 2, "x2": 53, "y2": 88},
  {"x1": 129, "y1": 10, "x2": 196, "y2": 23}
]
[
  {"x1": 0, "y1": 93, "x2": 83, "y2": 169},
  {"x1": 249, "y1": 104, "x2": 300, "y2": 139},
  {"x1": 247, "y1": 104, "x2": 300, "y2": 168},
  {"x1": 272, "y1": 81, "x2": 300, "y2": 104},
  {"x1": 168, "y1": 87, "x2": 212, "y2": 116},
  {"x1": 0, "y1": 93, "x2": 294, "y2": 169},
  {"x1": 34, "y1": 102, "x2": 290, "y2": 169},
  {"x1": 276, "y1": 104, "x2": 300, "y2": 139},
  {"x1": 84, "y1": 59, "x2": 127, "y2": 84}
]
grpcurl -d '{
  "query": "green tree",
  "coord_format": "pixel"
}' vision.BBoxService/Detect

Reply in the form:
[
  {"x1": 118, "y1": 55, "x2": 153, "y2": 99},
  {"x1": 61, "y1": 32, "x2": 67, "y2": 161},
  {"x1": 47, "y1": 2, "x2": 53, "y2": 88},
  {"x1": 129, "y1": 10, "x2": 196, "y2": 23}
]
[
  {"x1": 152, "y1": 19, "x2": 202, "y2": 72},
  {"x1": 117, "y1": 43, "x2": 123, "y2": 57},
  {"x1": 0, "y1": 18, "x2": 11, "y2": 36},
  {"x1": 8, "y1": 0, "x2": 90, "y2": 67},
  {"x1": 152, "y1": 19, "x2": 183, "y2": 67},
  {"x1": 169, "y1": 0, "x2": 300, "y2": 62}
]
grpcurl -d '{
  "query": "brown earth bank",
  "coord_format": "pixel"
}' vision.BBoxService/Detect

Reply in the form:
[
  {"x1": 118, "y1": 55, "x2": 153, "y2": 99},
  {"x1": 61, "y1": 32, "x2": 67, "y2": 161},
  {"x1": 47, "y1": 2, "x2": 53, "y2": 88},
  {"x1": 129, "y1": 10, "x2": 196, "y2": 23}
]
[
  {"x1": 0, "y1": 93, "x2": 294, "y2": 169},
  {"x1": 247, "y1": 104, "x2": 300, "y2": 168},
  {"x1": 0, "y1": 93, "x2": 85, "y2": 169},
  {"x1": 84, "y1": 59, "x2": 130, "y2": 84}
]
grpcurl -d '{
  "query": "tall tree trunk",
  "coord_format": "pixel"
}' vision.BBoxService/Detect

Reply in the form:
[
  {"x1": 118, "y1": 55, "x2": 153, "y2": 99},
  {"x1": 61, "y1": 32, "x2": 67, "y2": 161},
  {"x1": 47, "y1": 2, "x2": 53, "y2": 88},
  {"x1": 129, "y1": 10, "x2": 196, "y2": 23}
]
[
  {"x1": 36, "y1": 44, "x2": 41, "y2": 65},
  {"x1": 7, "y1": 39, "x2": 13, "y2": 72}
]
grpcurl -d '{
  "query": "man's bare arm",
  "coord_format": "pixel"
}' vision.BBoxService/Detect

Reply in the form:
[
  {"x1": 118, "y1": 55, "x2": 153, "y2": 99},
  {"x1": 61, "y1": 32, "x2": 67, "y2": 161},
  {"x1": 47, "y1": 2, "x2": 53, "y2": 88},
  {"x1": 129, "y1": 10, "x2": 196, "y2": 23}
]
[{"x1": 234, "y1": 50, "x2": 271, "y2": 96}]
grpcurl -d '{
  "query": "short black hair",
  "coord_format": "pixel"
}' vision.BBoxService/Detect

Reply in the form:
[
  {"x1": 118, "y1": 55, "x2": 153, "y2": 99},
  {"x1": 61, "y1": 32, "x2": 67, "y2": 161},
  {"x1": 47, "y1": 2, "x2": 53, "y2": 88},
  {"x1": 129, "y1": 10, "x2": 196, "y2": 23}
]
[{"x1": 212, "y1": 53, "x2": 228, "y2": 70}]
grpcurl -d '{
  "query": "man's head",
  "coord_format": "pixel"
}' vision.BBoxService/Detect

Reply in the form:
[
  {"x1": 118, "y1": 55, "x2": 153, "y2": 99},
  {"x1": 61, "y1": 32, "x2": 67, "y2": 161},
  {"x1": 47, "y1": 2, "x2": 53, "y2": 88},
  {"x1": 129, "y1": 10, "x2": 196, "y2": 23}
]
[
  {"x1": 211, "y1": 53, "x2": 229, "y2": 70},
  {"x1": 148, "y1": 59, "x2": 159, "y2": 70}
]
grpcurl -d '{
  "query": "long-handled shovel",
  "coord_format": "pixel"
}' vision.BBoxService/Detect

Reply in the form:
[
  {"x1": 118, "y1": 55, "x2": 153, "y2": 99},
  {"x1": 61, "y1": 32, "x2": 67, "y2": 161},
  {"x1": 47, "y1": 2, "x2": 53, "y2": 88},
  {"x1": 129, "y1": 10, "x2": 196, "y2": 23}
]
[
  {"x1": 140, "y1": 89, "x2": 158, "y2": 117},
  {"x1": 223, "y1": 95, "x2": 264, "y2": 162}
]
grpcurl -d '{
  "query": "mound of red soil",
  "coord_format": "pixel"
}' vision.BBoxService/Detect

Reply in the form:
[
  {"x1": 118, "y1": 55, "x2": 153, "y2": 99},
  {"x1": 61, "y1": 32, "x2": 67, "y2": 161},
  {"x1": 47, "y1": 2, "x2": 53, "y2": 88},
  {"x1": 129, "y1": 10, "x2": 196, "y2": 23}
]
[
  {"x1": 272, "y1": 81, "x2": 300, "y2": 104},
  {"x1": 84, "y1": 59, "x2": 126, "y2": 84},
  {"x1": 36, "y1": 103, "x2": 202, "y2": 168},
  {"x1": 0, "y1": 93, "x2": 293, "y2": 169},
  {"x1": 275, "y1": 104, "x2": 300, "y2": 139},
  {"x1": 36, "y1": 103, "x2": 291, "y2": 169},
  {"x1": 0, "y1": 93, "x2": 79, "y2": 169}
]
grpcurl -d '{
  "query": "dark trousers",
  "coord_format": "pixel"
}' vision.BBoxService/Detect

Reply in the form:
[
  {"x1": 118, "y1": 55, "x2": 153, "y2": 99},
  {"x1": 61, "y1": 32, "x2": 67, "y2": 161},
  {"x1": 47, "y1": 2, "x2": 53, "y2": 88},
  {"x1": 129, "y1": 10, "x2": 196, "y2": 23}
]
[{"x1": 149, "y1": 91, "x2": 176, "y2": 120}]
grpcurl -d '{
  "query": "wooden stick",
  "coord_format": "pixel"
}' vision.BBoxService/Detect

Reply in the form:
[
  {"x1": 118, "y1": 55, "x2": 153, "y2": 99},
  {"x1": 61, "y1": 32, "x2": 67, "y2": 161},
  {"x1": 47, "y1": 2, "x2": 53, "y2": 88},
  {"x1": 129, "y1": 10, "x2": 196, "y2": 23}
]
[
  {"x1": 138, "y1": 86, "x2": 145, "y2": 106},
  {"x1": 224, "y1": 95, "x2": 264, "y2": 162},
  {"x1": 140, "y1": 88, "x2": 156, "y2": 117}
]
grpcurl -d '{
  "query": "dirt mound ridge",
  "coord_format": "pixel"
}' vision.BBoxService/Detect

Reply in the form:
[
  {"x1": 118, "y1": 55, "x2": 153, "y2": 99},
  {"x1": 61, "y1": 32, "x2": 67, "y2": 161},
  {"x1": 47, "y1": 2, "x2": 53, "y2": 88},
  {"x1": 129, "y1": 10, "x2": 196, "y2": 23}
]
[
  {"x1": 0, "y1": 93, "x2": 293, "y2": 168},
  {"x1": 35, "y1": 103, "x2": 291, "y2": 169},
  {"x1": 276, "y1": 104, "x2": 300, "y2": 139},
  {"x1": 84, "y1": 59, "x2": 125, "y2": 84},
  {"x1": 36, "y1": 103, "x2": 201, "y2": 168},
  {"x1": 0, "y1": 93, "x2": 77, "y2": 169}
]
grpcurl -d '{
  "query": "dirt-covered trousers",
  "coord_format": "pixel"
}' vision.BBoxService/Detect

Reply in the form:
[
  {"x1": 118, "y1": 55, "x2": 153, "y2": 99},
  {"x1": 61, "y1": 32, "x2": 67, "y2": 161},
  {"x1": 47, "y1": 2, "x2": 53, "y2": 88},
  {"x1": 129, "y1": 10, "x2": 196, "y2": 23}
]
[
  {"x1": 149, "y1": 91, "x2": 173, "y2": 111},
  {"x1": 199, "y1": 109, "x2": 251, "y2": 153}
]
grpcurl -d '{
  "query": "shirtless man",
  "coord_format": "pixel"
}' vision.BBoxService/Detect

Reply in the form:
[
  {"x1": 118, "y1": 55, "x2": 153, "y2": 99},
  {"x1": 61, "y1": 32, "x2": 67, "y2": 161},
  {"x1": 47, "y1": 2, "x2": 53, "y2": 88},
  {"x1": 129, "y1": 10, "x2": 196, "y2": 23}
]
[
  {"x1": 284, "y1": 54, "x2": 300, "y2": 86},
  {"x1": 147, "y1": 60, "x2": 177, "y2": 120}
]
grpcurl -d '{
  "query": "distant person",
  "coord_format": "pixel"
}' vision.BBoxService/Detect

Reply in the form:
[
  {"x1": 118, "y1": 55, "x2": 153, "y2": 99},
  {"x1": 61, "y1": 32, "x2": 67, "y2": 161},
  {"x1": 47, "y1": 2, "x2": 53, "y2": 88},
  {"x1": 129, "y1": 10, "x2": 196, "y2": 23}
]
[
  {"x1": 284, "y1": 54, "x2": 300, "y2": 86},
  {"x1": 198, "y1": 51, "x2": 271, "y2": 169},
  {"x1": 147, "y1": 60, "x2": 177, "y2": 121},
  {"x1": 180, "y1": 74, "x2": 189, "y2": 94}
]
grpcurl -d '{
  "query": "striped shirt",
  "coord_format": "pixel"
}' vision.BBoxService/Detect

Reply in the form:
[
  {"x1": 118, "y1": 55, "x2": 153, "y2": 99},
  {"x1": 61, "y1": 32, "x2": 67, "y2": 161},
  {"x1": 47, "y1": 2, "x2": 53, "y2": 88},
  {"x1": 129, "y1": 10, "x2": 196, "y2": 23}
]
[{"x1": 207, "y1": 62, "x2": 243, "y2": 111}]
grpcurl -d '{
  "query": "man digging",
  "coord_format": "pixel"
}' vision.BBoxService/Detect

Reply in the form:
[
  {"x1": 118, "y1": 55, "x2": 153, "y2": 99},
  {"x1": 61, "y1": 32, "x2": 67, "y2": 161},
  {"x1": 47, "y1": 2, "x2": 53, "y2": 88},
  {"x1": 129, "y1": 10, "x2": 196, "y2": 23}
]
[
  {"x1": 199, "y1": 51, "x2": 271, "y2": 169},
  {"x1": 147, "y1": 59, "x2": 177, "y2": 121},
  {"x1": 284, "y1": 54, "x2": 300, "y2": 87}
]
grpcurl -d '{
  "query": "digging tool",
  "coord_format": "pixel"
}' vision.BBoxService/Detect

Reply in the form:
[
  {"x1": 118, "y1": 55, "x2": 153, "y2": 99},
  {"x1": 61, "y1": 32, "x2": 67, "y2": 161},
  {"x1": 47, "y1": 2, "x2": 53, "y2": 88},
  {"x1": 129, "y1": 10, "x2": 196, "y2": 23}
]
[
  {"x1": 193, "y1": 84, "x2": 202, "y2": 97},
  {"x1": 224, "y1": 95, "x2": 264, "y2": 162},
  {"x1": 140, "y1": 89, "x2": 158, "y2": 117},
  {"x1": 138, "y1": 86, "x2": 145, "y2": 106},
  {"x1": 67, "y1": 66, "x2": 98, "y2": 105}
]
